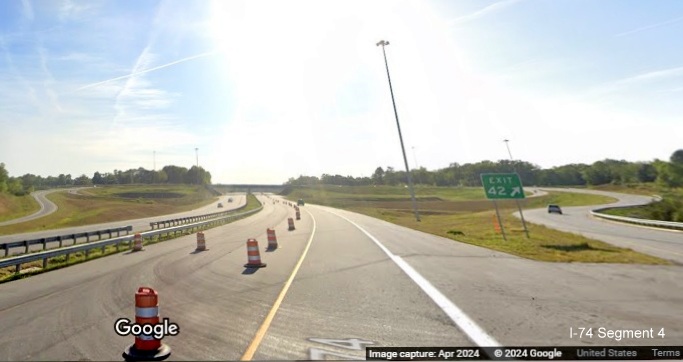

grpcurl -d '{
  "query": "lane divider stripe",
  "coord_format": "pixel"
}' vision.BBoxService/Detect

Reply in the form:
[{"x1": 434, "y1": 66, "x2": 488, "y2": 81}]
[
  {"x1": 327, "y1": 209, "x2": 501, "y2": 347},
  {"x1": 240, "y1": 209, "x2": 318, "y2": 360}
]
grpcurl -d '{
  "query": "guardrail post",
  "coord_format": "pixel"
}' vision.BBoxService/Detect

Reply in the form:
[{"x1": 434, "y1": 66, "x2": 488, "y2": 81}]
[
  {"x1": 97, "y1": 231, "x2": 102, "y2": 240},
  {"x1": 86, "y1": 234, "x2": 90, "y2": 243},
  {"x1": 43, "y1": 257, "x2": 48, "y2": 269},
  {"x1": 72, "y1": 234, "x2": 76, "y2": 246},
  {"x1": 24, "y1": 240, "x2": 30, "y2": 254},
  {"x1": 42, "y1": 238, "x2": 47, "y2": 250},
  {"x1": 108, "y1": 229, "x2": 113, "y2": 239},
  {"x1": 15, "y1": 263, "x2": 20, "y2": 274},
  {"x1": 58, "y1": 236, "x2": 63, "y2": 248},
  {"x1": 3, "y1": 245, "x2": 7, "y2": 257}
]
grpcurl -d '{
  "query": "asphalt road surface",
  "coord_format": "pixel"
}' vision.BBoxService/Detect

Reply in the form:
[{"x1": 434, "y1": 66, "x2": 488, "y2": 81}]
[
  {"x1": 0, "y1": 194, "x2": 681, "y2": 361},
  {"x1": 0, "y1": 193, "x2": 247, "y2": 256},
  {"x1": 517, "y1": 188, "x2": 683, "y2": 264},
  {"x1": 0, "y1": 189, "x2": 62, "y2": 227}
]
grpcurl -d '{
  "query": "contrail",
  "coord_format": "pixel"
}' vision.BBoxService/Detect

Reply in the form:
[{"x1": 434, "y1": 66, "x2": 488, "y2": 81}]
[{"x1": 76, "y1": 51, "x2": 217, "y2": 91}]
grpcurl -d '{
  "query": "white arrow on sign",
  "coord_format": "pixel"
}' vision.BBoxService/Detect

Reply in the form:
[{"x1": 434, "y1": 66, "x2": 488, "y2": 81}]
[{"x1": 510, "y1": 187, "x2": 521, "y2": 197}]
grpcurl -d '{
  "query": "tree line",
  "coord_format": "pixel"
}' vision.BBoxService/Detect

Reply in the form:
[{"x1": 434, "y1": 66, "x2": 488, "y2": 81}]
[
  {"x1": 285, "y1": 149, "x2": 683, "y2": 189},
  {"x1": 0, "y1": 164, "x2": 212, "y2": 196}
]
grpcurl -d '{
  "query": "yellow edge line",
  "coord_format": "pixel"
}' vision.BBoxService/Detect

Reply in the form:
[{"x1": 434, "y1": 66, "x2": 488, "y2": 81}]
[{"x1": 240, "y1": 208, "x2": 317, "y2": 361}]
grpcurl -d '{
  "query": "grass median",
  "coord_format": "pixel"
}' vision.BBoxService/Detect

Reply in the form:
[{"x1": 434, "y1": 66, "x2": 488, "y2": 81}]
[
  {"x1": 285, "y1": 186, "x2": 671, "y2": 265},
  {"x1": 0, "y1": 193, "x2": 40, "y2": 223},
  {"x1": 0, "y1": 194, "x2": 262, "y2": 283},
  {"x1": 0, "y1": 185, "x2": 219, "y2": 236}
]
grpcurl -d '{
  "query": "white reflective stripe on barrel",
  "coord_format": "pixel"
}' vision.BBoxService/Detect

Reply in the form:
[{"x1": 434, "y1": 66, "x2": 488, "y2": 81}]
[
  {"x1": 248, "y1": 255, "x2": 261, "y2": 261},
  {"x1": 135, "y1": 306, "x2": 159, "y2": 318},
  {"x1": 247, "y1": 246, "x2": 258, "y2": 251},
  {"x1": 137, "y1": 334, "x2": 155, "y2": 341}
]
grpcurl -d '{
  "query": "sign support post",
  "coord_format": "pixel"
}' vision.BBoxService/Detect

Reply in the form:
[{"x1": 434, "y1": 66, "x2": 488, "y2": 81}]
[
  {"x1": 493, "y1": 200, "x2": 507, "y2": 241},
  {"x1": 516, "y1": 200, "x2": 529, "y2": 238},
  {"x1": 480, "y1": 173, "x2": 527, "y2": 240}
]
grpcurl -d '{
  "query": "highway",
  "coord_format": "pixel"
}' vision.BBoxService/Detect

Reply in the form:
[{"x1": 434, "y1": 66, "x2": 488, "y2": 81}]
[
  {"x1": 518, "y1": 188, "x2": 683, "y2": 264},
  {"x1": 0, "y1": 193, "x2": 246, "y2": 256},
  {"x1": 0, "y1": 194, "x2": 681, "y2": 361},
  {"x1": 0, "y1": 189, "x2": 61, "y2": 227}
]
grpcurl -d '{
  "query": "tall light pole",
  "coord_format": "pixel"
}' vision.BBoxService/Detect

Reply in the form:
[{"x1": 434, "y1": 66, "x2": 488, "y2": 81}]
[
  {"x1": 503, "y1": 139, "x2": 529, "y2": 238},
  {"x1": 376, "y1": 40, "x2": 420, "y2": 222}
]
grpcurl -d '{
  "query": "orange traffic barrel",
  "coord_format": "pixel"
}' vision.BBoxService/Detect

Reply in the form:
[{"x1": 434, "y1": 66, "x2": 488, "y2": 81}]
[
  {"x1": 132, "y1": 233, "x2": 143, "y2": 251},
  {"x1": 267, "y1": 228, "x2": 278, "y2": 250},
  {"x1": 288, "y1": 217, "x2": 295, "y2": 231},
  {"x1": 122, "y1": 287, "x2": 171, "y2": 361},
  {"x1": 196, "y1": 232, "x2": 206, "y2": 251},
  {"x1": 295, "y1": 210, "x2": 301, "y2": 220},
  {"x1": 244, "y1": 238, "x2": 267, "y2": 268}
]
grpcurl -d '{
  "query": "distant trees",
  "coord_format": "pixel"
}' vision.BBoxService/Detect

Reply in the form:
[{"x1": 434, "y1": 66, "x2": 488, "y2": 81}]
[
  {"x1": 284, "y1": 149, "x2": 683, "y2": 190},
  {"x1": 654, "y1": 149, "x2": 683, "y2": 188},
  {"x1": 0, "y1": 164, "x2": 212, "y2": 196}
]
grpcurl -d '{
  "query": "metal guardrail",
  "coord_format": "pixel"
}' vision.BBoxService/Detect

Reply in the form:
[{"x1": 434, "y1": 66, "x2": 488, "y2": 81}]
[
  {"x1": 149, "y1": 201, "x2": 247, "y2": 229},
  {"x1": 0, "y1": 204, "x2": 263, "y2": 275},
  {"x1": 0, "y1": 226, "x2": 133, "y2": 257},
  {"x1": 590, "y1": 195, "x2": 682, "y2": 230}
]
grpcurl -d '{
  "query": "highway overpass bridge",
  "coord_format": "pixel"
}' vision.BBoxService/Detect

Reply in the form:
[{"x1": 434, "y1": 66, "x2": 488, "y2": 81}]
[{"x1": 211, "y1": 184, "x2": 287, "y2": 194}]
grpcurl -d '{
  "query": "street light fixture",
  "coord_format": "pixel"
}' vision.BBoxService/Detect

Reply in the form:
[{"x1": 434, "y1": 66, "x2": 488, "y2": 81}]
[{"x1": 377, "y1": 40, "x2": 420, "y2": 222}]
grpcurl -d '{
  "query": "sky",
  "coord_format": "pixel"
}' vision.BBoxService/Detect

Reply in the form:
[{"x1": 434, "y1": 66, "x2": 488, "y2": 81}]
[{"x1": 0, "y1": 0, "x2": 682, "y2": 184}]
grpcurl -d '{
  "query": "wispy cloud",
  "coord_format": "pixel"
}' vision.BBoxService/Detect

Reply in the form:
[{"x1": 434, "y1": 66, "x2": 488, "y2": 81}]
[
  {"x1": 0, "y1": 36, "x2": 39, "y2": 109},
  {"x1": 450, "y1": 0, "x2": 522, "y2": 25},
  {"x1": 21, "y1": 0, "x2": 34, "y2": 21},
  {"x1": 612, "y1": 66, "x2": 683, "y2": 86},
  {"x1": 616, "y1": 15, "x2": 683, "y2": 37},
  {"x1": 584, "y1": 65, "x2": 683, "y2": 98},
  {"x1": 58, "y1": 0, "x2": 97, "y2": 22},
  {"x1": 37, "y1": 45, "x2": 63, "y2": 113},
  {"x1": 75, "y1": 51, "x2": 216, "y2": 91}
]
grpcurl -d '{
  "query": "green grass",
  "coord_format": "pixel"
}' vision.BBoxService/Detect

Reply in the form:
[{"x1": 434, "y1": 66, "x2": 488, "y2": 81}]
[
  {"x1": 287, "y1": 185, "x2": 618, "y2": 215},
  {"x1": 0, "y1": 185, "x2": 218, "y2": 236},
  {"x1": 601, "y1": 206, "x2": 653, "y2": 219},
  {"x1": 0, "y1": 193, "x2": 263, "y2": 283},
  {"x1": 348, "y1": 207, "x2": 670, "y2": 264},
  {"x1": 284, "y1": 185, "x2": 489, "y2": 202},
  {"x1": 284, "y1": 186, "x2": 669, "y2": 264},
  {"x1": 523, "y1": 192, "x2": 617, "y2": 209},
  {"x1": 585, "y1": 183, "x2": 663, "y2": 196},
  {"x1": 0, "y1": 193, "x2": 40, "y2": 222}
]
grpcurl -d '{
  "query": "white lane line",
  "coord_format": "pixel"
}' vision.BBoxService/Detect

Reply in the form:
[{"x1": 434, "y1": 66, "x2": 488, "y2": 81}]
[{"x1": 326, "y1": 209, "x2": 501, "y2": 347}]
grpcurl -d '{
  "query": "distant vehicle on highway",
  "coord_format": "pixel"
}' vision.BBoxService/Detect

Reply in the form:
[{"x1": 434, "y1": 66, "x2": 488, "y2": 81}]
[
  {"x1": 547, "y1": 204, "x2": 562, "y2": 214},
  {"x1": 228, "y1": 197, "x2": 233, "y2": 202},
  {"x1": 297, "y1": 199, "x2": 305, "y2": 206},
  {"x1": 217, "y1": 203, "x2": 223, "y2": 208}
]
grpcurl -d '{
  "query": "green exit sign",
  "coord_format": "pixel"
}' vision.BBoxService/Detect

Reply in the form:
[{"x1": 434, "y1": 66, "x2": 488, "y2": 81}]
[{"x1": 480, "y1": 173, "x2": 526, "y2": 200}]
